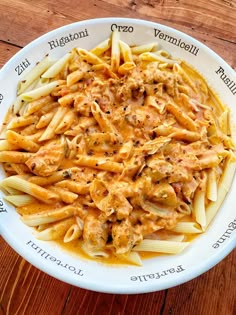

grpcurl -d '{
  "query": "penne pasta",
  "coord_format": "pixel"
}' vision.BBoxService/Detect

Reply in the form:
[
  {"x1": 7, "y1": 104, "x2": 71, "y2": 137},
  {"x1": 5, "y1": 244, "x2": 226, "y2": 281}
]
[
  {"x1": 48, "y1": 185, "x2": 78, "y2": 204},
  {"x1": 24, "y1": 95, "x2": 53, "y2": 116},
  {"x1": 75, "y1": 155, "x2": 124, "y2": 173},
  {"x1": 91, "y1": 101, "x2": 118, "y2": 134},
  {"x1": 66, "y1": 69, "x2": 85, "y2": 86},
  {"x1": 119, "y1": 40, "x2": 133, "y2": 63},
  {"x1": 17, "y1": 55, "x2": 53, "y2": 95},
  {"x1": 0, "y1": 33, "x2": 235, "y2": 266},
  {"x1": 155, "y1": 49, "x2": 171, "y2": 58},
  {"x1": 6, "y1": 130, "x2": 40, "y2": 153},
  {"x1": 41, "y1": 53, "x2": 71, "y2": 79},
  {"x1": 131, "y1": 42, "x2": 158, "y2": 54},
  {"x1": 139, "y1": 52, "x2": 179, "y2": 64},
  {"x1": 91, "y1": 63, "x2": 118, "y2": 79},
  {"x1": 81, "y1": 243, "x2": 109, "y2": 259},
  {"x1": 118, "y1": 140, "x2": 133, "y2": 160},
  {"x1": 64, "y1": 223, "x2": 82, "y2": 243},
  {"x1": 12, "y1": 96, "x2": 25, "y2": 115},
  {"x1": 0, "y1": 140, "x2": 20, "y2": 151},
  {"x1": 206, "y1": 159, "x2": 236, "y2": 227},
  {"x1": 118, "y1": 62, "x2": 136, "y2": 75},
  {"x1": 218, "y1": 110, "x2": 229, "y2": 135},
  {"x1": 177, "y1": 202, "x2": 192, "y2": 215},
  {"x1": 54, "y1": 110, "x2": 75, "y2": 134},
  {"x1": 133, "y1": 239, "x2": 189, "y2": 254},
  {"x1": 39, "y1": 106, "x2": 69, "y2": 141},
  {"x1": 171, "y1": 222, "x2": 202, "y2": 234},
  {"x1": 28, "y1": 168, "x2": 79, "y2": 186},
  {"x1": 90, "y1": 38, "x2": 111, "y2": 56},
  {"x1": 166, "y1": 235, "x2": 185, "y2": 242},
  {"x1": 36, "y1": 111, "x2": 55, "y2": 129},
  {"x1": 166, "y1": 102, "x2": 197, "y2": 131},
  {"x1": 118, "y1": 252, "x2": 142, "y2": 266},
  {"x1": 58, "y1": 92, "x2": 80, "y2": 106},
  {"x1": 76, "y1": 48, "x2": 104, "y2": 65},
  {"x1": 35, "y1": 217, "x2": 75, "y2": 241},
  {"x1": 111, "y1": 30, "x2": 120, "y2": 72},
  {"x1": 193, "y1": 188, "x2": 206, "y2": 229},
  {"x1": 4, "y1": 194, "x2": 35, "y2": 207},
  {"x1": 1, "y1": 176, "x2": 59, "y2": 204},
  {"x1": 206, "y1": 169, "x2": 218, "y2": 201},
  {"x1": 169, "y1": 129, "x2": 201, "y2": 142},
  {"x1": 141, "y1": 201, "x2": 173, "y2": 218},
  {"x1": 0, "y1": 151, "x2": 33, "y2": 163},
  {"x1": 21, "y1": 81, "x2": 61, "y2": 102},
  {"x1": 6, "y1": 115, "x2": 37, "y2": 129},
  {"x1": 173, "y1": 63, "x2": 198, "y2": 93},
  {"x1": 21, "y1": 205, "x2": 78, "y2": 226},
  {"x1": 11, "y1": 163, "x2": 31, "y2": 175},
  {"x1": 55, "y1": 180, "x2": 90, "y2": 195}
]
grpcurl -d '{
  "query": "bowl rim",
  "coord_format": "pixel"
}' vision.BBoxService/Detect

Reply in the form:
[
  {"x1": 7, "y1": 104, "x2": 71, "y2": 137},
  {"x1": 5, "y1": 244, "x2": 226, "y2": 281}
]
[
  {"x1": 1, "y1": 17, "x2": 235, "y2": 77},
  {"x1": 1, "y1": 223, "x2": 235, "y2": 294}
]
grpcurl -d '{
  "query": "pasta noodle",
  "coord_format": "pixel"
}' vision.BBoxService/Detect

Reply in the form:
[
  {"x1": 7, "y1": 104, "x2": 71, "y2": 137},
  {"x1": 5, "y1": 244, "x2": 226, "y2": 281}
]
[
  {"x1": 133, "y1": 239, "x2": 190, "y2": 254},
  {"x1": 41, "y1": 53, "x2": 72, "y2": 79},
  {"x1": 35, "y1": 217, "x2": 75, "y2": 241},
  {"x1": 20, "y1": 80, "x2": 61, "y2": 102},
  {"x1": 17, "y1": 55, "x2": 53, "y2": 96},
  {"x1": 0, "y1": 31, "x2": 235, "y2": 266}
]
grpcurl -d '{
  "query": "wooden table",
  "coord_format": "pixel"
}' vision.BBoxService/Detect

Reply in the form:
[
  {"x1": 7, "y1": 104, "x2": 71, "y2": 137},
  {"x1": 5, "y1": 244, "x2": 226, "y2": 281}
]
[{"x1": 0, "y1": 1, "x2": 235, "y2": 314}]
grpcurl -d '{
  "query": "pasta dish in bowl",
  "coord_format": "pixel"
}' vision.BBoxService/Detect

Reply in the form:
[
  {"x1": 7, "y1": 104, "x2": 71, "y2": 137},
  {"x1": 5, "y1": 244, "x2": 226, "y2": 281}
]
[{"x1": 0, "y1": 18, "x2": 235, "y2": 293}]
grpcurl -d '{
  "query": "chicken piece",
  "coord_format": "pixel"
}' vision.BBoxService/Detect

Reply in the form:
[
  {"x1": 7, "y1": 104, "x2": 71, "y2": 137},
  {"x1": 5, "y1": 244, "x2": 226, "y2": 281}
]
[
  {"x1": 145, "y1": 158, "x2": 173, "y2": 181},
  {"x1": 112, "y1": 219, "x2": 135, "y2": 254},
  {"x1": 130, "y1": 209, "x2": 162, "y2": 236},
  {"x1": 25, "y1": 137, "x2": 66, "y2": 176},
  {"x1": 83, "y1": 215, "x2": 108, "y2": 250},
  {"x1": 157, "y1": 211, "x2": 179, "y2": 230},
  {"x1": 116, "y1": 75, "x2": 144, "y2": 102},
  {"x1": 136, "y1": 137, "x2": 171, "y2": 155},
  {"x1": 74, "y1": 93, "x2": 93, "y2": 116},
  {"x1": 142, "y1": 64, "x2": 180, "y2": 96},
  {"x1": 168, "y1": 165, "x2": 192, "y2": 183},
  {"x1": 105, "y1": 193, "x2": 133, "y2": 220},
  {"x1": 150, "y1": 183, "x2": 177, "y2": 207},
  {"x1": 146, "y1": 156, "x2": 192, "y2": 183},
  {"x1": 121, "y1": 154, "x2": 145, "y2": 179},
  {"x1": 181, "y1": 177, "x2": 199, "y2": 202}
]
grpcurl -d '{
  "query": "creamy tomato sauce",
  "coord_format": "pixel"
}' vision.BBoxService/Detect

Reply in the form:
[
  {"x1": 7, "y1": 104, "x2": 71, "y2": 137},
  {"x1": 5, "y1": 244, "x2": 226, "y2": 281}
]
[{"x1": 1, "y1": 35, "x2": 235, "y2": 266}]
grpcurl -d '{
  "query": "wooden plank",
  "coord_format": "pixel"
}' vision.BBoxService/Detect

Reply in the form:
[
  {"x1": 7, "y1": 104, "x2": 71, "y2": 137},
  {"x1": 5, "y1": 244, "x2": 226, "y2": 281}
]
[
  {"x1": 0, "y1": 236, "x2": 166, "y2": 314},
  {"x1": 0, "y1": 0, "x2": 235, "y2": 69},
  {"x1": 0, "y1": 0, "x2": 74, "y2": 47},
  {"x1": 21, "y1": 0, "x2": 236, "y2": 41},
  {"x1": 162, "y1": 250, "x2": 236, "y2": 315},
  {"x1": 0, "y1": 41, "x2": 21, "y2": 68},
  {"x1": 0, "y1": 237, "x2": 71, "y2": 315},
  {"x1": 62, "y1": 287, "x2": 166, "y2": 315},
  {"x1": 104, "y1": 0, "x2": 236, "y2": 40},
  {"x1": 1, "y1": 234, "x2": 234, "y2": 315}
]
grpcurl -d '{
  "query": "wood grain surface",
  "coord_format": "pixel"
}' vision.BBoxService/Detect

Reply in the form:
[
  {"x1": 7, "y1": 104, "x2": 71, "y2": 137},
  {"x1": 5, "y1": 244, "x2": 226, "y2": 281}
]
[{"x1": 0, "y1": 0, "x2": 235, "y2": 314}]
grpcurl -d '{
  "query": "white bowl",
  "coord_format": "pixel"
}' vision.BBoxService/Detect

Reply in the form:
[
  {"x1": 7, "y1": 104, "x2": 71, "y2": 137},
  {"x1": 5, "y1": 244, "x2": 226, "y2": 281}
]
[{"x1": 0, "y1": 17, "x2": 235, "y2": 294}]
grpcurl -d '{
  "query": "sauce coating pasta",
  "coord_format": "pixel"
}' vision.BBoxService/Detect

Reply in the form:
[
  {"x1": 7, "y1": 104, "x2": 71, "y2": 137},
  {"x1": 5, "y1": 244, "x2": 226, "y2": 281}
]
[{"x1": 0, "y1": 32, "x2": 235, "y2": 266}]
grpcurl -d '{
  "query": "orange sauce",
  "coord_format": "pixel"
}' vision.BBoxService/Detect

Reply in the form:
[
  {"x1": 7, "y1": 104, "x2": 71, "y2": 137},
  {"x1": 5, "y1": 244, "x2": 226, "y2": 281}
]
[
  {"x1": 18, "y1": 201, "x2": 202, "y2": 265},
  {"x1": 57, "y1": 240, "x2": 138, "y2": 266},
  {"x1": 56, "y1": 218, "x2": 199, "y2": 266},
  {"x1": 2, "y1": 46, "x2": 233, "y2": 267}
]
